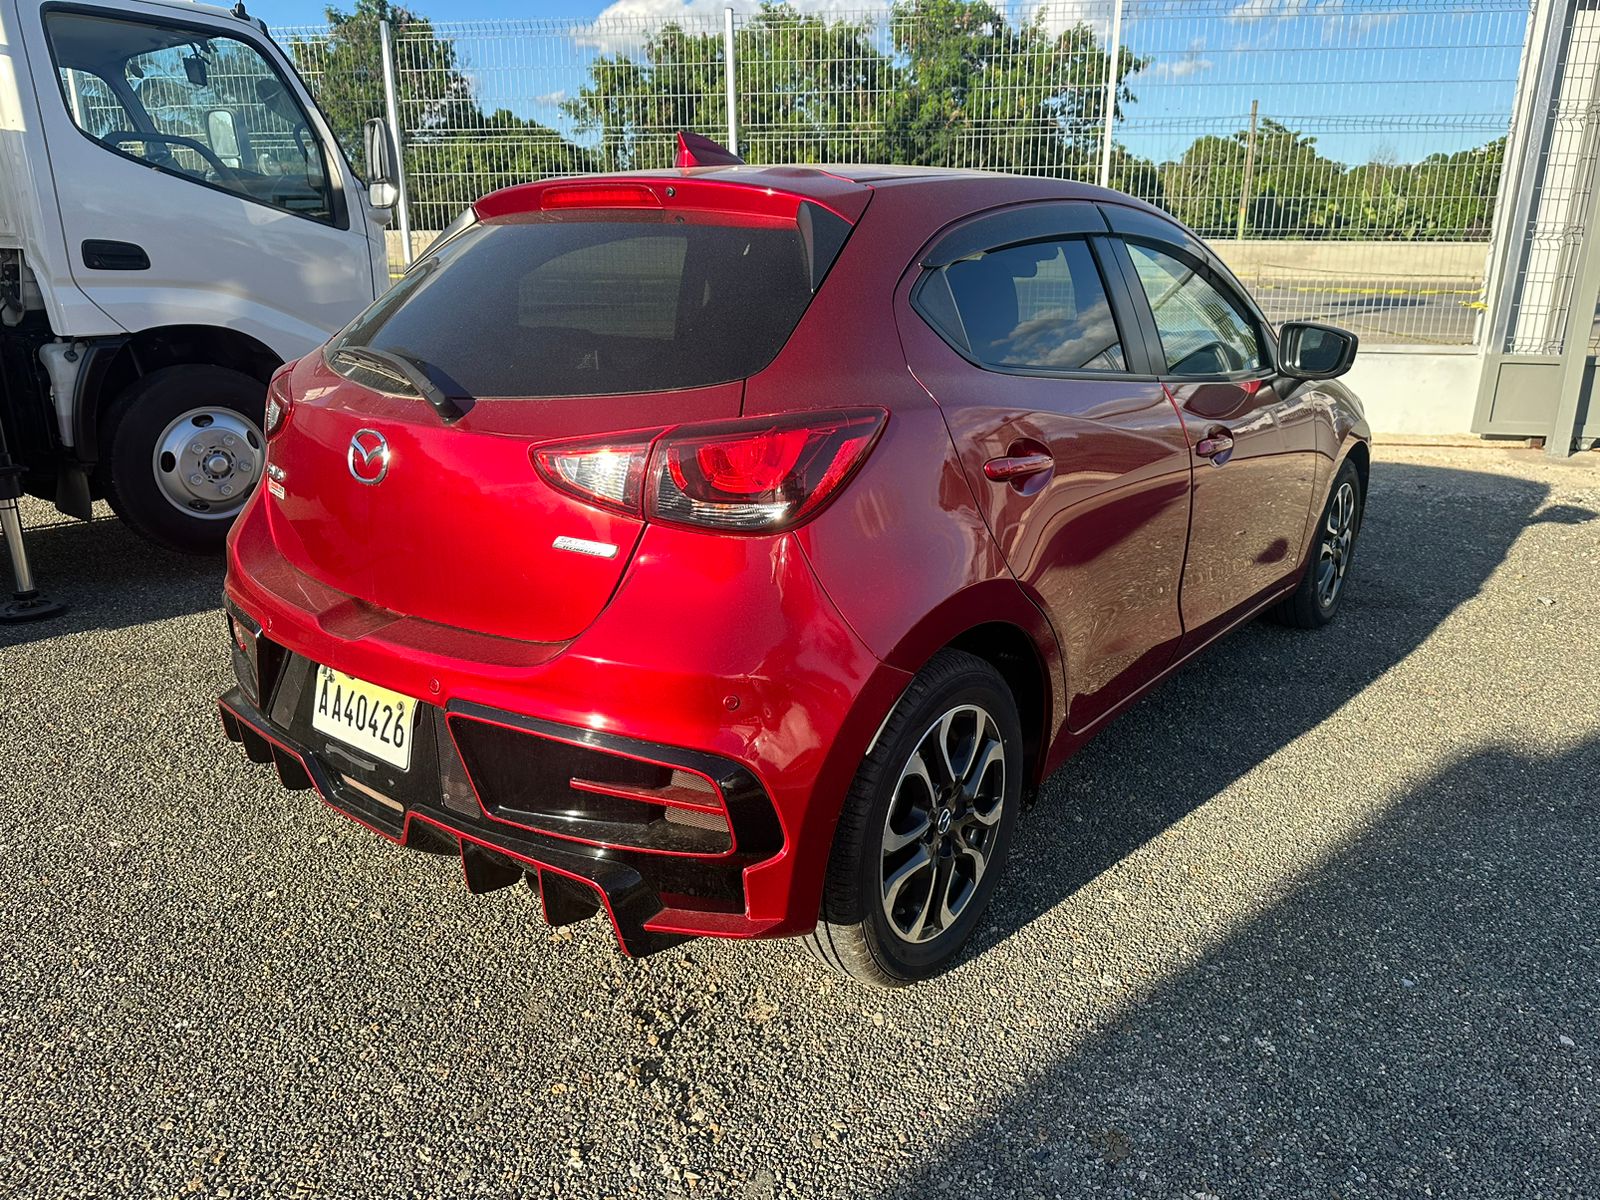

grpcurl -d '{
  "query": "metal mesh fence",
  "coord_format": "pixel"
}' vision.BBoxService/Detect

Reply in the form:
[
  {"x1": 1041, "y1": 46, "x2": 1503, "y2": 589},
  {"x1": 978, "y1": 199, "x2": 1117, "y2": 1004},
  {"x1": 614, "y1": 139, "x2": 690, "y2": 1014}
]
[
  {"x1": 1494, "y1": 3, "x2": 1600, "y2": 356},
  {"x1": 276, "y1": 0, "x2": 1529, "y2": 345}
]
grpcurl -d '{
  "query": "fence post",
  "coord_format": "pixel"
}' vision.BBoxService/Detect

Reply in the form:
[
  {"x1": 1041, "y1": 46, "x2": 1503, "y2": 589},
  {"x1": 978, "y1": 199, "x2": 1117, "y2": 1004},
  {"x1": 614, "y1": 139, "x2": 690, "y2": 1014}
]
[
  {"x1": 724, "y1": 7, "x2": 738, "y2": 154},
  {"x1": 379, "y1": 17, "x2": 414, "y2": 266},
  {"x1": 1236, "y1": 99, "x2": 1259, "y2": 239},
  {"x1": 1097, "y1": 0, "x2": 1125, "y2": 188}
]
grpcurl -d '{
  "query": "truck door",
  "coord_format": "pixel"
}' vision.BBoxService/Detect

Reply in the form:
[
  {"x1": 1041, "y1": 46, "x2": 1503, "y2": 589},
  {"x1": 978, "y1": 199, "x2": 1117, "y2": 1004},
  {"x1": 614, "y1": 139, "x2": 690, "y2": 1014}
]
[{"x1": 19, "y1": 3, "x2": 379, "y2": 359}]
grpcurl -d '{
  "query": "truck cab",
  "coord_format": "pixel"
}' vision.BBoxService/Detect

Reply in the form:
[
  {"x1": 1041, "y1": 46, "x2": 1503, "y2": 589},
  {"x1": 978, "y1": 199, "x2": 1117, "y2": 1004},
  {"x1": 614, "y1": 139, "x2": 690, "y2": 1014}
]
[{"x1": 0, "y1": 0, "x2": 392, "y2": 552}]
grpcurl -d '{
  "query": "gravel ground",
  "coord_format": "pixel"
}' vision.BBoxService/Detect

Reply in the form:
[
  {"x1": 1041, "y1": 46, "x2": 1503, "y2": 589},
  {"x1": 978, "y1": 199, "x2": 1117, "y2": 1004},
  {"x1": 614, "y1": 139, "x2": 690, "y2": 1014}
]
[{"x1": 1, "y1": 444, "x2": 1596, "y2": 1200}]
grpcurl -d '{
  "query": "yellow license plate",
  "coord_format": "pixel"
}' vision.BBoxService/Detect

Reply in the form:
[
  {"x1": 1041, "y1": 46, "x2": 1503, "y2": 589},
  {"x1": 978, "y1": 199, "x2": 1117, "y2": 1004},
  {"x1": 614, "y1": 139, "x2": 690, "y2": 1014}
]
[{"x1": 311, "y1": 665, "x2": 415, "y2": 770}]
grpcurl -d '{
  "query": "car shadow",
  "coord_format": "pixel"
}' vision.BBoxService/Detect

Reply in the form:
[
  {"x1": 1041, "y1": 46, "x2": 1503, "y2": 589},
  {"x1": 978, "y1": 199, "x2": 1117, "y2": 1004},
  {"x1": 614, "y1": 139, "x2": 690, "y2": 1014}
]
[
  {"x1": 878, "y1": 729, "x2": 1600, "y2": 1196},
  {"x1": 969, "y1": 461, "x2": 1593, "y2": 957},
  {"x1": 0, "y1": 507, "x2": 222, "y2": 648}
]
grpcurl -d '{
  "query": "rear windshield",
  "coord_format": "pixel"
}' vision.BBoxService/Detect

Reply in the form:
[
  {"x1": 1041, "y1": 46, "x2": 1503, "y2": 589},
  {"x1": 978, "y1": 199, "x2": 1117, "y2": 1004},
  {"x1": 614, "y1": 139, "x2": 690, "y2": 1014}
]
[{"x1": 331, "y1": 212, "x2": 825, "y2": 398}]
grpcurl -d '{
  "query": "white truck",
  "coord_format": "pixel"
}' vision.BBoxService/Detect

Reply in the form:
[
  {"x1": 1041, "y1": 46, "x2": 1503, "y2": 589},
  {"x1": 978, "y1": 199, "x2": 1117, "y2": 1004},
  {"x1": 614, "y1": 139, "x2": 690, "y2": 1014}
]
[{"x1": 0, "y1": 0, "x2": 400, "y2": 613}]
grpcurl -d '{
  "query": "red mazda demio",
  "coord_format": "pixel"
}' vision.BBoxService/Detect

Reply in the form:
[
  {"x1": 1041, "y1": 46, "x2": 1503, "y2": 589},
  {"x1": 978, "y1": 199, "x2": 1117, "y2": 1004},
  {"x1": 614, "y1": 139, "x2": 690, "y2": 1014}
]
[{"x1": 220, "y1": 154, "x2": 1369, "y2": 986}]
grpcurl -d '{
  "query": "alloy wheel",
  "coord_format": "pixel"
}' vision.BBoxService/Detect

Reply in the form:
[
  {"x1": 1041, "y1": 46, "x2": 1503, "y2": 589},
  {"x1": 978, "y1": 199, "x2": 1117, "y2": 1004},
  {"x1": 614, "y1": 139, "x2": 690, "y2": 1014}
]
[
  {"x1": 880, "y1": 704, "x2": 1007, "y2": 945},
  {"x1": 1316, "y1": 479, "x2": 1357, "y2": 608}
]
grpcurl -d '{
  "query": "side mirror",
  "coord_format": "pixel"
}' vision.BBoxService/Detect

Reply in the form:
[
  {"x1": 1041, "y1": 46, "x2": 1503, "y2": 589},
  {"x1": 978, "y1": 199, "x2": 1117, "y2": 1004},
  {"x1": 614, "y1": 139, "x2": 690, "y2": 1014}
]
[
  {"x1": 1277, "y1": 321, "x2": 1358, "y2": 380},
  {"x1": 205, "y1": 109, "x2": 241, "y2": 167},
  {"x1": 363, "y1": 117, "x2": 398, "y2": 203},
  {"x1": 362, "y1": 118, "x2": 399, "y2": 221}
]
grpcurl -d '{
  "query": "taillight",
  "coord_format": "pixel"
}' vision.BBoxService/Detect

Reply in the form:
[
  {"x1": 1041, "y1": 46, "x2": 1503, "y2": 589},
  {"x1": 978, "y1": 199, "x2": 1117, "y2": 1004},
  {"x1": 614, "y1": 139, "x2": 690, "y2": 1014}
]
[
  {"x1": 263, "y1": 369, "x2": 293, "y2": 439},
  {"x1": 531, "y1": 410, "x2": 885, "y2": 532},
  {"x1": 651, "y1": 409, "x2": 885, "y2": 532},
  {"x1": 531, "y1": 430, "x2": 662, "y2": 516}
]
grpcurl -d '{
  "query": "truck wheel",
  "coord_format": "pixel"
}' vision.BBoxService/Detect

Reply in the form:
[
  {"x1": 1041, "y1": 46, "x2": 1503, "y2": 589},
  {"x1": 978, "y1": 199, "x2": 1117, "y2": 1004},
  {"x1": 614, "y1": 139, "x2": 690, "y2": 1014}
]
[
  {"x1": 803, "y1": 650, "x2": 1023, "y2": 987},
  {"x1": 101, "y1": 365, "x2": 267, "y2": 554}
]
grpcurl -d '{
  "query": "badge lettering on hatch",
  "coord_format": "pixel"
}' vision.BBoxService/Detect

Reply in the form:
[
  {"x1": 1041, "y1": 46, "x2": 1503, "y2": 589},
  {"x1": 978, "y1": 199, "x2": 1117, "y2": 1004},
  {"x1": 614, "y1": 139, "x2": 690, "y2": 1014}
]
[{"x1": 553, "y1": 536, "x2": 618, "y2": 559}]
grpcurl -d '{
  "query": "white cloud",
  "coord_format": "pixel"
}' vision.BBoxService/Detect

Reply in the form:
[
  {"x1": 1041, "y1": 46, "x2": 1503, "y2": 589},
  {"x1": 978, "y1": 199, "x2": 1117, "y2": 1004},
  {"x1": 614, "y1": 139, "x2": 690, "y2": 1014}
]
[
  {"x1": 533, "y1": 89, "x2": 569, "y2": 106},
  {"x1": 577, "y1": 0, "x2": 891, "y2": 51},
  {"x1": 1028, "y1": 0, "x2": 1113, "y2": 41},
  {"x1": 1315, "y1": 0, "x2": 1398, "y2": 37},
  {"x1": 1141, "y1": 35, "x2": 1214, "y2": 79},
  {"x1": 1227, "y1": 0, "x2": 1308, "y2": 23}
]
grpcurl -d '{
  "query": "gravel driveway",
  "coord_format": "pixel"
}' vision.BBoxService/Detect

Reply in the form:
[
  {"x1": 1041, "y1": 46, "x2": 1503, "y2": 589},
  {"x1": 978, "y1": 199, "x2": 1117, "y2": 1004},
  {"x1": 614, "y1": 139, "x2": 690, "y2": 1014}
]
[{"x1": 2, "y1": 444, "x2": 1596, "y2": 1199}]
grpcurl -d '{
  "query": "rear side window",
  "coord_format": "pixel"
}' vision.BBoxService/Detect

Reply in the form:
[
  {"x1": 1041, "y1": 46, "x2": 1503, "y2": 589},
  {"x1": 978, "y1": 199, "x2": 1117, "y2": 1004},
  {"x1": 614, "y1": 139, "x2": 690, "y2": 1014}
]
[
  {"x1": 332, "y1": 213, "x2": 826, "y2": 398},
  {"x1": 917, "y1": 238, "x2": 1126, "y2": 373},
  {"x1": 1126, "y1": 242, "x2": 1264, "y2": 376}
]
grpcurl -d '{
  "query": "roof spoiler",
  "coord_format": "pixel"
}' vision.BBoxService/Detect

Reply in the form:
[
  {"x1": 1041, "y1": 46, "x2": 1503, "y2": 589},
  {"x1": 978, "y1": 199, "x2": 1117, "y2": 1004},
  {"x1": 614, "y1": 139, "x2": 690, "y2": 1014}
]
[{"x1": 675, "y1": 131, "x2": 745, "y2": 169}]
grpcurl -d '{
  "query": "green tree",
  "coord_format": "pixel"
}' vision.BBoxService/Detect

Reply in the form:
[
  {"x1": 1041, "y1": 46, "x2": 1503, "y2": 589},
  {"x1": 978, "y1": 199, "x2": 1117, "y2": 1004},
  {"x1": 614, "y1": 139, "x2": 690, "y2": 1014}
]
[
  {"x1": 882, "y1": 0, "x2": 1147, "y2": 177},
  {"x1": 288, "y1": 1, "x2": 593, "y2": 227},
  {"x1": 562, "y1": 0, "x2": 1147, "y2": 176},
  {"x1": 562, "y1": 5, "x2": 894, "y2": 169},
  {"x1": 1162, "y1": 118, "x2": 1344, "y2": 239}
]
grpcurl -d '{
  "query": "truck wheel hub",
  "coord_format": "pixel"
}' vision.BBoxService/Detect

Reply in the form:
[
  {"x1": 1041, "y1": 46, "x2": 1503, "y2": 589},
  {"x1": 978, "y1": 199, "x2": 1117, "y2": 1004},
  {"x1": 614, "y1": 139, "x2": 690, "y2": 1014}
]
[{"x1": 153, "y1": 407, "x2": 265, "y2": 518}]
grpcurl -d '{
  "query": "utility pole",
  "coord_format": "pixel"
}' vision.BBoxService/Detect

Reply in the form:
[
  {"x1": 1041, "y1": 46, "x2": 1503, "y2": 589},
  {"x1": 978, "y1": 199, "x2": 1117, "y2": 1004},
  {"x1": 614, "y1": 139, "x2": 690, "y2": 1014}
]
[
  {"x1": 379, "y1": 18, "x2": 413, "y2": 266},
  {"x1": 1236, "y1": 99, "x2": 1259, "y2": 240},
  {"x1": 1097, "y1": 0, "x2": 1125, "y2": 188},
  {"x1": 724, "y1": 7, "x2": 738, "y2": 155}
]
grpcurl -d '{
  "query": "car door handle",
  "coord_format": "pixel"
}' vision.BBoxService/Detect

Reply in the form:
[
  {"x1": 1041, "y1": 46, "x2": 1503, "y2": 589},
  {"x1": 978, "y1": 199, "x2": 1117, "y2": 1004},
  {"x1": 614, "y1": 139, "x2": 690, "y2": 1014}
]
[
  {"x1": 1196, "y1": 430, "x2": 1235, "y2": 462},
  {"x1": 983, "y1": 452, "x2": 1054, "y2": 482}
]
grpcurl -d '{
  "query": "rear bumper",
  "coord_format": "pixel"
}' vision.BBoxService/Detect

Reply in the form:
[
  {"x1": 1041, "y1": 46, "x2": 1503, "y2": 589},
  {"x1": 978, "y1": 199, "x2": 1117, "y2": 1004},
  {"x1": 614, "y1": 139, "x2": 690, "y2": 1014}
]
[
  {"x1": 221, "y1": 492, "x2": 914, "y2": 942},
  {"x1": 218, "y1": 681, "x2": 787, "y2": 955}
]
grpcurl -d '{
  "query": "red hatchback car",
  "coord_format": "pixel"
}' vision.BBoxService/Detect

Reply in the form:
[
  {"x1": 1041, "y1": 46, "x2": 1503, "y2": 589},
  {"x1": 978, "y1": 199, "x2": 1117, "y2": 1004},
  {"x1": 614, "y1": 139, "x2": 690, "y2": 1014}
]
[{"x1": 219, "y1": 160, "x2": 1369, "y2": 986}]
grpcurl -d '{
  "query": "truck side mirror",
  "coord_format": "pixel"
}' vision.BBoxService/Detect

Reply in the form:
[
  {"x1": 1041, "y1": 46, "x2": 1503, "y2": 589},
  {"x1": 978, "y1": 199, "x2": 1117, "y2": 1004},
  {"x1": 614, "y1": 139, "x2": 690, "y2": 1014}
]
[
  {"x1": 1277, "y1": 321, "x2": 1358, "y2": 380},
  {"x1": 205, "y1": 109, "x2": 241, "y2": 168},
  {"x1": 363, "y1": 117, "x2": 399, "y2": 212}
]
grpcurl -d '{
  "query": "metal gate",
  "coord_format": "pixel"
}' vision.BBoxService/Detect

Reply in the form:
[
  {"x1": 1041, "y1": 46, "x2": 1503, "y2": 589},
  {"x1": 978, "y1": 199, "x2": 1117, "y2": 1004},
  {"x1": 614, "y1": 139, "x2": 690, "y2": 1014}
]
[{"x1": 1475, "y1": 0, "x2": 1600, "y2": 453}]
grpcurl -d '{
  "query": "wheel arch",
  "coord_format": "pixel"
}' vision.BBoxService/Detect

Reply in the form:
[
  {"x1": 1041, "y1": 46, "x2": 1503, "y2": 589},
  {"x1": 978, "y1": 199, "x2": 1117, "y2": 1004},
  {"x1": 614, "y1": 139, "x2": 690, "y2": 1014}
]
[
  {"x1": 875, "y1": 581, "x2": 1066, "y2": 794},
  {"x1": 1342, "y1": 438, "x2": 1371, "y2": 512},
  {"x1": 945, "y1": 622, "x2": 1053, "y2": 794},
  {"x1": 77, "y1": 324, "x2": 283, "y2": 462}
]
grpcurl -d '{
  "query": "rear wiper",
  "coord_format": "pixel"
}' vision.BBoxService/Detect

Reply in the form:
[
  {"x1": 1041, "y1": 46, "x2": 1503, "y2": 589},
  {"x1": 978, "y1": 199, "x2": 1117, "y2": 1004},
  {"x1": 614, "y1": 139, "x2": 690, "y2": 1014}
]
[{"x1": 333, "y1": 345, "x2": 474, "y2": 424}]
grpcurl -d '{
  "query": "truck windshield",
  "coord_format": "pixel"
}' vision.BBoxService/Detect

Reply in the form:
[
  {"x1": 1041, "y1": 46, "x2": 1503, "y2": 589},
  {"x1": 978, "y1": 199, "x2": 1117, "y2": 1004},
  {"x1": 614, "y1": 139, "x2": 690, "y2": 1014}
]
[
  {"x1": 45, "y1": 11, "x2": 335, "y2": 224},
  {"x1": 330, "y1": 212, "x2": 826, "y2": 398}
]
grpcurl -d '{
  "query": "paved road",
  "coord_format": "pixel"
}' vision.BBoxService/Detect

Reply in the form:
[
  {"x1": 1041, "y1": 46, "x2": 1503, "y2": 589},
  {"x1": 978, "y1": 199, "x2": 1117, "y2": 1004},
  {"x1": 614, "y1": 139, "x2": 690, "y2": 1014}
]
[
  {"x1": 1250, "y1": 277, "x2": 1482, "y2": 346},
  {"x1": 2, "y1": 445, "x2": 1597, "y2": 1199}
]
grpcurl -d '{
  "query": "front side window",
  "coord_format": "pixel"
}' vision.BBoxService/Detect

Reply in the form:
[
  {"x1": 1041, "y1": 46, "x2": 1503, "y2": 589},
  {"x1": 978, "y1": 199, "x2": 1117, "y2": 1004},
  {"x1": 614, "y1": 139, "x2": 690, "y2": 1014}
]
[
  {"x1": 1126, "y1": 242, "x2": 1264, "y2": 376},
  {"x1": 46, "y1": 11, "x2": 335, "y2": 223},
  {"x1": 918, "y1": 238, "x2": 1126, "y2": 373}
]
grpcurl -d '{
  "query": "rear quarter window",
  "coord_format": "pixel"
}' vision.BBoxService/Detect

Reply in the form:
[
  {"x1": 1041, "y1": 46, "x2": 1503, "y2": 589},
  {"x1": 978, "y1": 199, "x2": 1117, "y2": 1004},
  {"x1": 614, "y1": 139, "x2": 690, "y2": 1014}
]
[{"x1": 916, "y1": 237, "x2": 1127, "y2": 374}]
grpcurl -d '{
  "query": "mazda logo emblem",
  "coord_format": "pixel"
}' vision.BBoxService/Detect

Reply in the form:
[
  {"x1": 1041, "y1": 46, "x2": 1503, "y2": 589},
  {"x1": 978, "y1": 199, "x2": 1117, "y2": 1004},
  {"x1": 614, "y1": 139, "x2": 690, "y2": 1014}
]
[{"x1": 347, "y1": 428, "x2": 389, "y2": 485}]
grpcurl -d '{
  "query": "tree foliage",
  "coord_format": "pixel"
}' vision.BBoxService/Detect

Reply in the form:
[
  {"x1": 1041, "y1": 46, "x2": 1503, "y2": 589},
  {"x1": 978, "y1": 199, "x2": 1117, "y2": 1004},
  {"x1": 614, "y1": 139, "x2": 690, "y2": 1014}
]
[
  {"x1": 289, "y1": 0, "x2": 594, "y2": 226},
  {"x1": 295, "y1": 0, "x2": 1505, "y2": 239}
]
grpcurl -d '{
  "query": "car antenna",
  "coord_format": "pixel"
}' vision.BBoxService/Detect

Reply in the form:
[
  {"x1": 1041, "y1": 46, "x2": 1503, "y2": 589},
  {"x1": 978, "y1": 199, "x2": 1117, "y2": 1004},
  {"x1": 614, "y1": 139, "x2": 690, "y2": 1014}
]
[{"x1": 674, "y1": 131, "x2": 744, "y2": 169}]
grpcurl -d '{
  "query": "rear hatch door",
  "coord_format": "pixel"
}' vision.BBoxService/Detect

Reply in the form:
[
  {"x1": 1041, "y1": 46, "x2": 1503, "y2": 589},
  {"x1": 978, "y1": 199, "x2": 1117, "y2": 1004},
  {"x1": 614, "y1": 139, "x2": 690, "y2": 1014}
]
[{"x1": 266, "y1": 175, "x2": 869, "y2": 644}]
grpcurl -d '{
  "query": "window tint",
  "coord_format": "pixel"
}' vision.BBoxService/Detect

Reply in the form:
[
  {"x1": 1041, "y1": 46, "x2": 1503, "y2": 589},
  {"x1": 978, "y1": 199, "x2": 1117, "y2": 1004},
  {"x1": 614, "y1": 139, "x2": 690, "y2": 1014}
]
[
  {"x1": 1126, "y1": 243, "x2": 1263, "y2": 375},
  {"x1": 332, "y1": 215, "x2": 819, "y2": 398},
  {"x1": 46, "y1": 12, "x2": 334, "y2": 223},
  {"x1": 929, "y1": 239, "x2": 1126, "y2": 373}
]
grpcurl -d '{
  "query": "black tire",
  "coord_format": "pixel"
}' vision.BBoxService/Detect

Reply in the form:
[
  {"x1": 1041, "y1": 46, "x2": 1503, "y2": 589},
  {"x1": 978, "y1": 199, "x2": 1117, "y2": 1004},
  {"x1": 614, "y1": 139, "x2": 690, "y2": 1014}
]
[
  {"x1": 1268, "y1": 457, "x2": 1364, "y2": 629},
  {"x1": 803, "y1": 649, "x2": 1023, "y2": 987},
  {"x1": 100, "y1": 365, "x2": 267, "y2": 554}
]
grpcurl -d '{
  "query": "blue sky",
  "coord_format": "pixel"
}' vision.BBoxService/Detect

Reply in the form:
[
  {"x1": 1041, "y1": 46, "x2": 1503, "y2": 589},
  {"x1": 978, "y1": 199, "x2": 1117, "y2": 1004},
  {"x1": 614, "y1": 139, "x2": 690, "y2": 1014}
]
[
  {"x1": 246, "y1": 0, "x2": 1529, "y2": 166},
  {"x1": 251, "y1": 0, "x2": 611, "y2": 21}
]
